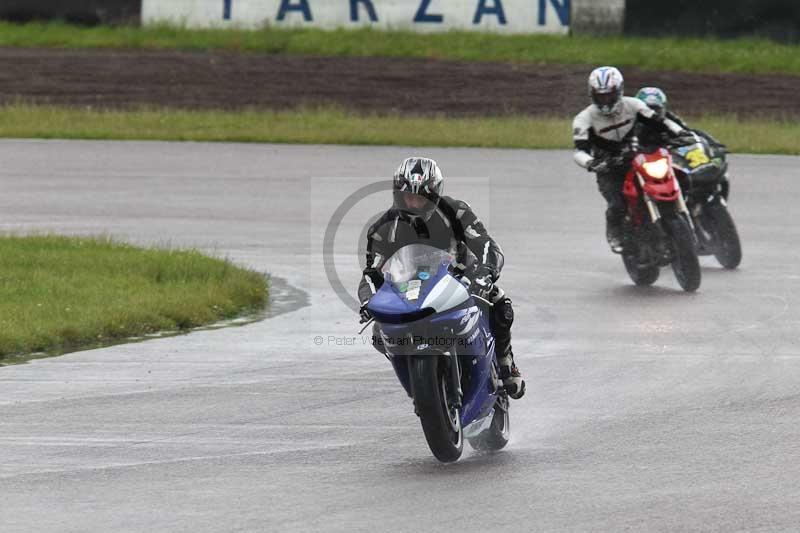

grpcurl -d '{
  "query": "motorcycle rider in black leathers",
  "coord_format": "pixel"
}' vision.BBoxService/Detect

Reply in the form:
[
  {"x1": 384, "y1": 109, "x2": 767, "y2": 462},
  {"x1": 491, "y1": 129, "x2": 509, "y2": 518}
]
[
  {"x1": 358, "y1": 157, "x2": 525, "y2": 399},
  {"x1": 572, "y1": 67, "x2": 688, "y2": 253},
  {"x1": 635, "y1": 86, "x2": 731, "y2": 200}
]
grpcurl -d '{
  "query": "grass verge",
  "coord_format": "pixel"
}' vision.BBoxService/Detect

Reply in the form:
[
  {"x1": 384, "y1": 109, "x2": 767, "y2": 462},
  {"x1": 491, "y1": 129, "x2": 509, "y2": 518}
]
[
  {"x1": 1, "y1": 21, "x2": 800, "y2": 75},
  {"x1": 0, "y1": 235, "x2": 268, "y2": 360},
  {"x1": 0, "y1": 105, "x2": 797, "y2": 155}
]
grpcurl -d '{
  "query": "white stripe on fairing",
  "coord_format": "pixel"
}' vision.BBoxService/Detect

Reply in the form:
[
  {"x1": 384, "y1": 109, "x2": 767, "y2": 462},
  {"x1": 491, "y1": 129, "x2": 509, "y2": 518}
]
[
  {"x1": 365, "y1": 275, "x2": 376, "y2": 295},
  {"x1": 421, "y1": 276, "x2": 469, "y2": 312},
  {"x1": 482, "y1": 241, "x2": 490, "y2": 263},
  {"x1": 371, "y1": 232, "x2": 382, "y2": 242},
  {"x1": 390, "y1": 217, "x2": 399, "y2": 243},
  {"x1": 437, "y1": 281, "x2": 469, "y2": 312},
  {"x1": 455, "y1": 308, "x2": 480, "y2": 336},
  {"x1": 456, "y1": 208, "x2": 465, "y2": 219},
  {"x1": 421, "y1": 275, "x2": 448, "y2": 308}
]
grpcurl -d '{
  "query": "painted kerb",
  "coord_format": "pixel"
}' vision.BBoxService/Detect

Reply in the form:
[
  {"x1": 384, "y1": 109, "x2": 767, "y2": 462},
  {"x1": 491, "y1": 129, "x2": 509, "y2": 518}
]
[{"x1": 143, "y1": 0, "x2": 571, "y2": 34}]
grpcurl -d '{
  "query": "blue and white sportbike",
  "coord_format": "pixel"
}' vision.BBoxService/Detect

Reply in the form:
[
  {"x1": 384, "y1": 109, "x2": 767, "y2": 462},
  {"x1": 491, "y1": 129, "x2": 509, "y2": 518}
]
[{"x1": 362, "y1": 243, "x2": 510, "y2": 463}]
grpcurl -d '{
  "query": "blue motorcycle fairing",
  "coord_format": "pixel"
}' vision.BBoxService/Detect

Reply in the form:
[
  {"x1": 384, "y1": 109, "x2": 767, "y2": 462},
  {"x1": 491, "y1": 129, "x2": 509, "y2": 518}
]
[
  {"x1": 367, "y1": 261, "x2": 451, "y2": 323},
  {"x1": 459, "y1": 309, "x2": 497, "y2": 424},
  {"x1": 370, "y1": 266, "x2": 498, "y2": 428}
]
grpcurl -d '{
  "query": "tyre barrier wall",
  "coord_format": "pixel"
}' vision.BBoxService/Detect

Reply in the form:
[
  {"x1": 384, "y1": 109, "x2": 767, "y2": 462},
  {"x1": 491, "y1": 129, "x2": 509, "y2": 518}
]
[
  {"x1": 0, "y1": 0, "x2": 140, "y2": 25},
  {"x1": 625, "y1": 0, "x2": 800, "y2": 42}
]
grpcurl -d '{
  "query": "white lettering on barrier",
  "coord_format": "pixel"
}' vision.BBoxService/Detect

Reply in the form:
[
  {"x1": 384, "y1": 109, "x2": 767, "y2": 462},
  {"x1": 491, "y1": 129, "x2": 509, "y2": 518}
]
[{"x1": 143, "y1": 0, "x2": 570, "y2": 33}]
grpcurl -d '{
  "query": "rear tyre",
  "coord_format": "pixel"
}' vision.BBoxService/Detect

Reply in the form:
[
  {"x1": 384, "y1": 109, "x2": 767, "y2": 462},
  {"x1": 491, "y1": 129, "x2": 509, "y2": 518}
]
[
  {"x1": 707, "y1": 204, "x2": 742, "y2": 269},
  {"x1": 467, "y1": 396, "x2": 510, "y2": 452},
  {"x1": 667, "y1": 216, "x2": 701, "y2": 292},
  {"x1": 622, "y1": 252, "x2": 659, "y2": 286},
  {"x1": 410, "y1": 356, "x2": 463, "y2": 463}
]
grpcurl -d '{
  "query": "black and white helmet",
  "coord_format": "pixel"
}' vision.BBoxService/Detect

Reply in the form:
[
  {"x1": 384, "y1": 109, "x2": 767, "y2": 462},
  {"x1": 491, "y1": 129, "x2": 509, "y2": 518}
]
[
  {"x1": 392, "y1": 157, "x2": 444, "y2": 219},
  {"x1": 588, "y1": 66, "x2": 624, "y2": 116}
]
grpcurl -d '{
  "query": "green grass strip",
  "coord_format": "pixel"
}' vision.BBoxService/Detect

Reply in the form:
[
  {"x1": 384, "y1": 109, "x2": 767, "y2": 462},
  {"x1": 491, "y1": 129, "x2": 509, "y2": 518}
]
[
  {"x1": 0, "y1": 104, "x2": 797, "y2": 155},
  {"x1": 0, "y1": 235, "x2": 268, "y2": 360},
  {"x1": 2, "y1": 21, "x2": 800, "y2": 75}
]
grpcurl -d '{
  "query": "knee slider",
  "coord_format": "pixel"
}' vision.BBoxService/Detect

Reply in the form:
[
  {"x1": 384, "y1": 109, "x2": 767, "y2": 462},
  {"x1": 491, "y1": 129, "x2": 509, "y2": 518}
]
[{"x1": 493, "y1": 298, "x2": 514, "y2": 328}]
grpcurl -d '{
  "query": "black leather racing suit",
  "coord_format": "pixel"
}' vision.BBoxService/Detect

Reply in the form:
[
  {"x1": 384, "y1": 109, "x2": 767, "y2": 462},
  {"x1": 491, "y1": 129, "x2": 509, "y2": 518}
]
[{"x1": 358, "y1": 195, "x2": 514, "y2": 358}]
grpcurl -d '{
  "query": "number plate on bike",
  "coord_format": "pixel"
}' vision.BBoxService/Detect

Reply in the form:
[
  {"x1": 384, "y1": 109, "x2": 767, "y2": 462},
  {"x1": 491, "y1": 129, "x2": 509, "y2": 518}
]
[{"x1": 406, "y1": 279, "x2": 422, "y2": 301}]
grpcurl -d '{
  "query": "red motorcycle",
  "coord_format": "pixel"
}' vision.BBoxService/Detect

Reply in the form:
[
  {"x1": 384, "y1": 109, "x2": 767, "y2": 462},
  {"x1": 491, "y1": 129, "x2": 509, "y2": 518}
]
[{"x1": 619, "y1": 143, "x2": 701, "y2": 292}]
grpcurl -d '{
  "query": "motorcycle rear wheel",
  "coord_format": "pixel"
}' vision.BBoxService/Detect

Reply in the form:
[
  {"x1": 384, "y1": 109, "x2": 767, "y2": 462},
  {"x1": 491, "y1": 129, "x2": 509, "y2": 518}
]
[
  {"x1": 411, "y1": 356, "x2": 463, "y2": 463},
  {"x1": 706, "y1": 204, "x2": 742, "y2": 269},
  {"x1": 467, "y1": 396, "x2": 510, "y2": 452},
  {"x1": 667, "y1": 216, "x2": 701, "y2": 292}
]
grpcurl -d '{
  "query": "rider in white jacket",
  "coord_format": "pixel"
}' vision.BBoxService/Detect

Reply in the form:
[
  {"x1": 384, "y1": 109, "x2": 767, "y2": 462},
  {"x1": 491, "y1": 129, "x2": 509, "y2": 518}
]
[{"x1": 572, "y1": 66, "x2": 685, "y2": 252}]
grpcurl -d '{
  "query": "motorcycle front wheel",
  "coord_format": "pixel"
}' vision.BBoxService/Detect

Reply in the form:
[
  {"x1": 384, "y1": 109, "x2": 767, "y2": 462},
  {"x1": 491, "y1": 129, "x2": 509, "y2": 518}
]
[
  {"x1": 410, "y1": 355, "x2": 463, "y2": 463},
  {"x1": 666, "y1": 215, "x2": 701, "y2": 292},
  {"x1": 622, "y1": 252, "x2": 660, "y2": 286}
]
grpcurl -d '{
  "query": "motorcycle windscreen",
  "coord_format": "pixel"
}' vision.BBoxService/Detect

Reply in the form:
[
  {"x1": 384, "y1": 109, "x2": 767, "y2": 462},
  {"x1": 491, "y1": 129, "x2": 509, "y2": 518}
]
[
  {"x1": 368, "y1": 244, "x2": 455, "y2": 323},
  {"x1": 380, "y1": 243, "x2": 454, "y2": 284}
]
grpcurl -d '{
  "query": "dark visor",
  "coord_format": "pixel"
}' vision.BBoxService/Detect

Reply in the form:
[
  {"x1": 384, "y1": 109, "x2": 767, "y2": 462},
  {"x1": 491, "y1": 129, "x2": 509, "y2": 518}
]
[
  {"x1": 393, "y1": 191, "x2": 437, "y2": 218},
  {"x1": 594, "y1": 91, "x2": 618, "y2": 106}
]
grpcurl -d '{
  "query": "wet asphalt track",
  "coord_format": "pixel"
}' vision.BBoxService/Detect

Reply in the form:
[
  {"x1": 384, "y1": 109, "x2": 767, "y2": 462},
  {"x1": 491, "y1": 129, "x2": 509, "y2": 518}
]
[{"x1": 1, "y1": 140, "x2": 799, "y2": 532}]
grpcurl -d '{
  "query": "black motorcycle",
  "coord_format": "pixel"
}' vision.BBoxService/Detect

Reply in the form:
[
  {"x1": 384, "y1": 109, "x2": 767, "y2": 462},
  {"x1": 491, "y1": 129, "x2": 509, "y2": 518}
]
[{"x1": 670, "y1": 134, "x2": 742, "y2": 269}]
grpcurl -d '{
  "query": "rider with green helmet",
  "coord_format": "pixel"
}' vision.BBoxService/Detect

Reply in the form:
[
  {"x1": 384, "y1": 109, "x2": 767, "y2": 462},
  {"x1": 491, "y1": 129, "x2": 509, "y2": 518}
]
[
  {"x1": 634, "y1": 87, "x2": 725, "y2": 150},
  {"x1": 635, "y1": 87, "x2": 730, "y2": 199}
]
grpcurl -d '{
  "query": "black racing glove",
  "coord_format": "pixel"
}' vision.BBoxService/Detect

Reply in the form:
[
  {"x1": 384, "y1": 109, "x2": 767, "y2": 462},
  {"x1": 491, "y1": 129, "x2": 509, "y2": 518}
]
[
  {"x1": 587, "y1": 158, "x2": 610, "y2": 174},
  {"x1": 468, "y1": 265, "x2": 497, "y2": 295},
  {"x1": 359, "y1": 302, "x2": 373, "y2": 323},
  {"x1": 673, "y1": 130, "x2": 699, "y2": 146}
]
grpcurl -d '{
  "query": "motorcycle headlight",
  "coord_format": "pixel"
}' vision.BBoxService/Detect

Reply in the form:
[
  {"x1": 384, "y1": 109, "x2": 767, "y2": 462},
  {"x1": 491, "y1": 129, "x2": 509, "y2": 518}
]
[{"x1": 642, "y1": 158, "x2": 670, "y2": 179}]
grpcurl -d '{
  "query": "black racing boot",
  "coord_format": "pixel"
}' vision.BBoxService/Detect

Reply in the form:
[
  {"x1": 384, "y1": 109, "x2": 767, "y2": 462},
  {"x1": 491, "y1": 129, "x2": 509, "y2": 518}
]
[
  {"x1": 606, "y1": 218, "x2": 624, "y2": 254},
  {"x1": 498, "y1": 348, "x2": 525, "y2": 400}
]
